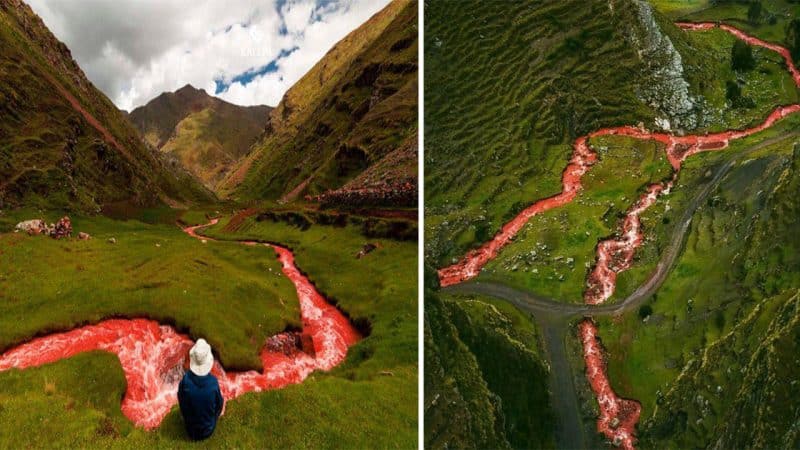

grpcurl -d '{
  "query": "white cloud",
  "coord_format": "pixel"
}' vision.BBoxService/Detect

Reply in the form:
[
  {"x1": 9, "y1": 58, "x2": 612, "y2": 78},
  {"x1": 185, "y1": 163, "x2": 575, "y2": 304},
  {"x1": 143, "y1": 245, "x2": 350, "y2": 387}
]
[{"x1": 26, "y1": 0, "x2": 390, "y2": 111}]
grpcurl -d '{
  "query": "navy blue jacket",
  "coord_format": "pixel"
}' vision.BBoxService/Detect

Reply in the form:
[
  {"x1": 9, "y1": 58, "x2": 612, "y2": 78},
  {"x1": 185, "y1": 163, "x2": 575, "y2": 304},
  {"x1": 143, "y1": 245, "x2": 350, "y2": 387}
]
[{"x1": 178, "y1": 371, "x2": 224, "y2": 440}]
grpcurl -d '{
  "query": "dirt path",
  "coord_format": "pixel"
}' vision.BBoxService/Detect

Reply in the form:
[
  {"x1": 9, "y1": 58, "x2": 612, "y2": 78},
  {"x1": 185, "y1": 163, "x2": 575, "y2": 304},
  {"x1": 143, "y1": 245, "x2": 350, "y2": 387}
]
[
  {"x1": 437, "y1": 23, "x2": 800, "y2": 450},
  {"x1": 0, "y1": 219, "x2": 360, "y2": 429}
]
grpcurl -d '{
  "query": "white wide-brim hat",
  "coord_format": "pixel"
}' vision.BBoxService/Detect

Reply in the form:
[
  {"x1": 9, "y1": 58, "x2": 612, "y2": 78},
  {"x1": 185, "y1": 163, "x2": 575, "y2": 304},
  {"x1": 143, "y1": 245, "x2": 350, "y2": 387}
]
[{"x1": 189, "y1": 338, "x2": 214, "y2": 376}]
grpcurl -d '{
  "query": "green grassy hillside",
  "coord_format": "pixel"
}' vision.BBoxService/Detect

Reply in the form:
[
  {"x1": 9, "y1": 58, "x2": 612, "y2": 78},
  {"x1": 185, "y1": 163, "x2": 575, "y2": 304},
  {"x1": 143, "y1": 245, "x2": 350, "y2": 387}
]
[
  {"x1": 226, "y1": 0, "x2": 417, "y2": 208},
  {"x1": 0, "y1": 0, "x2": 213, "y2": 212},
  {"x1": 0, "y1": 207, "x2": 418, "y2": 447},
  {"x1": 425, "y1": 292, "x2": 509, "y2": 450},
  {"x1": 129, "y1": 85, "x2": 271, "y2": 193},
  {"x1": 0, "y1": 210, "x2": 298, "y2": 371},
  {"x1": 423, "y1": 0, "x2": 799, "y2": 268},
  {"x1": 597, "y1": 132, "x2": 800, "y2": 448},
  {"x1": 425, "y1": 1, "x2": 800, "y2": 448}
]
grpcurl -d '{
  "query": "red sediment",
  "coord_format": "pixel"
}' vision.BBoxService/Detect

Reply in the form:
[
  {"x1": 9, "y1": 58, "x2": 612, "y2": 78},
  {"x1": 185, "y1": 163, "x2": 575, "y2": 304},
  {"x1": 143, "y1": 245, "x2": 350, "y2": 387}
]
[
  {"x1": 676, "y1": 22, "x2": 800, "y2": 87},
  {"x1": 437, "y1": 137, "x2": 598, "y2": 286},
  {"x1": 42, "y1": 72, "x2": 130, "y2": 162},
  {"x1": 0, "y1": 220, "x2": 361, "y2": 429},
  {"x1": 438, "y1": 24, "x2": 800, "y2": 289},
  {"x1": 438, "y1": 23, "x2": 800, "y2": 449},
  {"x1": 222, "y1": 208, "x2": 259, "y2": 232},
  {"x1": 579, "y1": 321, "x2": 640, "y2": 450},
  {"x1": 580, "y1": 26, "x2": 800, "y2": 449},
  {"x1": 583, "y1": 181, "x2": 670, "y2": 305}
]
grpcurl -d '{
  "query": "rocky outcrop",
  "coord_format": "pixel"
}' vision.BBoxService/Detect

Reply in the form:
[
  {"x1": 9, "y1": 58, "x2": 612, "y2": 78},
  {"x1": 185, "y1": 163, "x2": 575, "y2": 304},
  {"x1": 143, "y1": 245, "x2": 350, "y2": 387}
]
[
  {"x1": 311, "y1": 180, "x2": 417, "y2": 209},
  {"x1": 356, "y1": 242, "x2": 381, "y2": 259},
  {"x1": 626, "y1": 0, "x2": 701, "y2": 131},
  {"x1": 310, "y1": 132, "x2": 418, "y2": 209},
  {"x1": 15, "y1": 219, "x2": 47, "y2": 235},
  {"x1": 15, "y1": 216, "x2": 73, "y2": 239}
]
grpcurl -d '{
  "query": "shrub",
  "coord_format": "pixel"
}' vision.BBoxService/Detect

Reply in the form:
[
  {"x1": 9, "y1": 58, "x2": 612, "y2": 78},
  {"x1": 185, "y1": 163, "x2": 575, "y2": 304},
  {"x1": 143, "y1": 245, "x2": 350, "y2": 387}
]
[
  {"x1": 731, "y1": 40, "x2": 755, "y2": 71},
  {"x1": 747, "y1": 2, "x2": 762, "y2": 25},
  {"x1": 726, "y1": 80, "x2": 756, "y2": 108},
  {"x1": 787, "y1": 19, "x2": 800, "y2": 63},
  {"x1": 474, "y1": 221, "x2": 493, "y2": 243}
]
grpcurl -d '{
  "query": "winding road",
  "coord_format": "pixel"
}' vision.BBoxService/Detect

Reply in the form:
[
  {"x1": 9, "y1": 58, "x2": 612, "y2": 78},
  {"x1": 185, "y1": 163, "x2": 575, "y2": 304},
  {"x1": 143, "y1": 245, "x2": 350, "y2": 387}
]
[
  {"x1": 438, "y1": 22, "x2": 800, "y2": 450},
  {"x1": 0, "y1": 219, "x2": 361, "y2": 429}
]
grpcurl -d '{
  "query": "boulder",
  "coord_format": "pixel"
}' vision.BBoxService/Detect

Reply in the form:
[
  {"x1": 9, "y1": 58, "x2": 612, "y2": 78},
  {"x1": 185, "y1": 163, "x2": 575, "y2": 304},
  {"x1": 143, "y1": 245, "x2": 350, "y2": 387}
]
[
  {"x1": 15, "y1": 219, "x2": 46, "y2": 235},
  {"x1": 300, "y1": 334, "x2": 315, "y2": 356},
  {"x1": 108, "y1": 237, "x2": 117, "y2": 244},
  {"x1": 356, "y1": 242, "x2": 381, "y2": 259},
  {"x1": 77, "y1": 232, "x2": 91, "y2": 240},
  {"x1": 50, "y1": 216, "x2": 72, "y2": 239}
]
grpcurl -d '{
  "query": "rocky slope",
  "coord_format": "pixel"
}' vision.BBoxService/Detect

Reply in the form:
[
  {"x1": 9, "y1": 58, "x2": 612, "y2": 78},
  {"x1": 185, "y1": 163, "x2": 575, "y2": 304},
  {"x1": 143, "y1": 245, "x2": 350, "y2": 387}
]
[
  {"x1": 129, "y1": 85, "x2": 271, "y2": 192},
  {"x1": 223, "y1": 0, "x2": 417, "y2": 209},
  {"x1": 0, "y1": 0, "x2": 213, "y2": 211},
  {"x1": 425, "y1": 270, "x2": 556, "y2": 450}
]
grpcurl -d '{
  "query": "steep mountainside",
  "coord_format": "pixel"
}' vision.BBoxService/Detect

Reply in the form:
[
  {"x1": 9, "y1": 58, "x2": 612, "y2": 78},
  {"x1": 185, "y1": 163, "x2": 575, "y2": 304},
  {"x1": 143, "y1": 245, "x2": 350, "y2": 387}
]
[
  {"x1": 224, "y1": 0, "x2": 417, "y2": 208},
  {"x1": 129, "y1": 85, "x2": 271, "y2": 192},
  {"x1": 0, "y1": 0, "x2": 213, "y2": 211},
  {"x1": 425, "y1": 284, "x2": 556, "y2": 450}
]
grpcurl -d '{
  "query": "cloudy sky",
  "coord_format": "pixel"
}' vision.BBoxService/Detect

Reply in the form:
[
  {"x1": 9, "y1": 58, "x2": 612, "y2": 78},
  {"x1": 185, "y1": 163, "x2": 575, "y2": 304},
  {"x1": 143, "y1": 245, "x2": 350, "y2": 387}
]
[{"x1": 27, "y1": 0, "x2": 390, "y2": 111}]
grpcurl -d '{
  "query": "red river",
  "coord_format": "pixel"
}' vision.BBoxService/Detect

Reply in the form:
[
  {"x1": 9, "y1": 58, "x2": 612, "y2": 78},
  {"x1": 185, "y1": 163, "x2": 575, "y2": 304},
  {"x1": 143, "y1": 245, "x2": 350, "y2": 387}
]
[
  {"x1": 438, "y1": 23, "x2": 800, "y2": 449},
  {"x1": 0, "y1": 219, "x2": 361, "y2": 429}
]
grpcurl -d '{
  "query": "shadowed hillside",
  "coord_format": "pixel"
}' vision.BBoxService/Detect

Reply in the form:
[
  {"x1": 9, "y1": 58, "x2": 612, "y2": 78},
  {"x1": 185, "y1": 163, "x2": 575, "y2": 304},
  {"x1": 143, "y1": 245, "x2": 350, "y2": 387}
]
[
  {"x1": 223, "y1": 0, "x2": 417, "y2": 209},
  {"x1": 0, "y1": 0, "x2": 213, "y2": 211},
  {"x1": 129, "y1": 86, "x2": 271, "y2": 192},
  {"x1": 425, "y1": 284, "x2": 556, "y2": 450}
]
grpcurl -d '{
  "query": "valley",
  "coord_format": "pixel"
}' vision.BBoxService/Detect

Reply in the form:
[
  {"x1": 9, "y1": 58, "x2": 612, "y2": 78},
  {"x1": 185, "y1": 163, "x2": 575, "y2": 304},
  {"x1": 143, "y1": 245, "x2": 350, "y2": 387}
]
[
  {"x1": 425, "y1": 1, "x2": 800, "y2": 449},
  {"x1": 0, "y1": 0, "x2": 417, "y2": 447}
]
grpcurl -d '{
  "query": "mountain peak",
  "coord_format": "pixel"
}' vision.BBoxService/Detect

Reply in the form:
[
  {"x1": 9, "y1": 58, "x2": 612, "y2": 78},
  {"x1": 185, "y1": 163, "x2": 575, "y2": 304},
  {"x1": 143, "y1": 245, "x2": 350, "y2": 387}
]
[
  {"x1": 174, "y1": 83, "x2": 207, "y2": 97},
  {"x1": 176, "y1": 83, "x2": 200, "y2": 92}
]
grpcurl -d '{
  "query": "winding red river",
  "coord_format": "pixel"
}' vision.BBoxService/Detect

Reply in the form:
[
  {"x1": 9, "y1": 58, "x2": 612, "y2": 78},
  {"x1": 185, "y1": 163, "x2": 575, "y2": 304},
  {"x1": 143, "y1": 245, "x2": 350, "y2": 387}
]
[
  {"x1": 0, "y1": 219, "x2": 361, "y2": 429},
  {"x1": 438, "y1": 23, "x2": 800, "y2": 449}
]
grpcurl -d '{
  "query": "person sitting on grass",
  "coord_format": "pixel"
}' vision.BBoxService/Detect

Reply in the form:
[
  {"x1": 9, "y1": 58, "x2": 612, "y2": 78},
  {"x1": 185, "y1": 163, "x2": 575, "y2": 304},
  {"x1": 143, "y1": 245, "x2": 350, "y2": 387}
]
[{"x1": 178, "y1": 339, "x2": 224, "y2": 440}]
